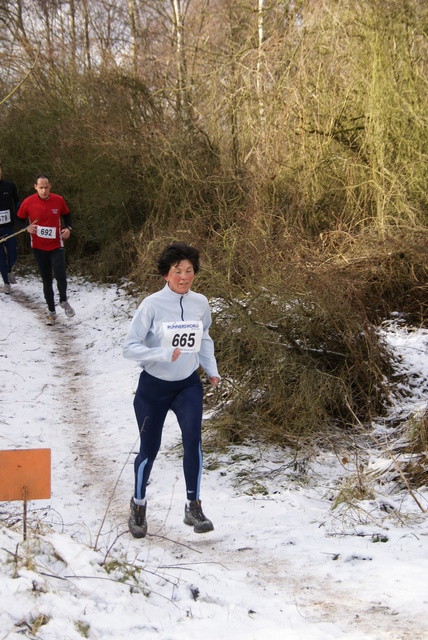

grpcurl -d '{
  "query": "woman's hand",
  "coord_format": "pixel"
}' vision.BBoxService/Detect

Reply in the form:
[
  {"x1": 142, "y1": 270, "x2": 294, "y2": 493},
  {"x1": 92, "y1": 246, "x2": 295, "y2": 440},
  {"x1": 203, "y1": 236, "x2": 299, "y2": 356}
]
[
  {"x1": 209, "y1": 376, "x2": 220, "y2": 387},
  {"x1": 171, "y1": 347, "x2": 181, "y2": 362}
]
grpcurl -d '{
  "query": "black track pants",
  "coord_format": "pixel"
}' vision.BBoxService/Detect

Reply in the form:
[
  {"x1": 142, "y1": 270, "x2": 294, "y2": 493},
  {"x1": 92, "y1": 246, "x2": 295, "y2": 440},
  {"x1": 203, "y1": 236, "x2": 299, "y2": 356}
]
[{"x1": 32, "y1": 248, "x2": 67, "y2": 312}]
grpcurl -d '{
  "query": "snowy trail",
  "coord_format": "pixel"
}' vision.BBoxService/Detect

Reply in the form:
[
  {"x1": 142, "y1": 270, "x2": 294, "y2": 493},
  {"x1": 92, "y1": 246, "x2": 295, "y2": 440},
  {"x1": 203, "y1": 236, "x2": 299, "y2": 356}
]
[
  {"x1": 1, "y1": 276, "x2": 428, "y2": 640},
  {"x1": 4, "y1": 286, "x2": 117, "y2": 512}
]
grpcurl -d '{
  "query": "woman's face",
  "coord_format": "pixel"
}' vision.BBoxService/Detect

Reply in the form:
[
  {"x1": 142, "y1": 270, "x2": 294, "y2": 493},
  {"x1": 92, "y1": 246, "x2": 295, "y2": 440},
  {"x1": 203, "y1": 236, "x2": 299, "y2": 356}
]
[{"x1": 164, "y1": 259, "x2": 195, "y2": 294}]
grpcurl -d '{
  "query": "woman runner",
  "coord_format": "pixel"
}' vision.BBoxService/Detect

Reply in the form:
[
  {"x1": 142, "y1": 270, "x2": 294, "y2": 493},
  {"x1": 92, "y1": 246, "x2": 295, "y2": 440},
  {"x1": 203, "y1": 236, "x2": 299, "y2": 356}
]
[{"x1": 123, "y1": 242, "x2": 220, "y2": 537}]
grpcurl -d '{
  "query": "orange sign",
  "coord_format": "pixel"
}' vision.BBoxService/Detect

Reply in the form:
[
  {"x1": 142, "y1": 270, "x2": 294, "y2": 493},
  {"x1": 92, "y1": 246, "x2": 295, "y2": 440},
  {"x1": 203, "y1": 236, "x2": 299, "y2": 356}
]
[{"x1": 0, "y1": 449, "x2": 51, "y2": 501}]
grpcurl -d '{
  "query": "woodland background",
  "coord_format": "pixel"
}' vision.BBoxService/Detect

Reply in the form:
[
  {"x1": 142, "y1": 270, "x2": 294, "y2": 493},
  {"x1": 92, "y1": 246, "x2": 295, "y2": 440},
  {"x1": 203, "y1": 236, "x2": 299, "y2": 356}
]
[{"x1": 0, "y1": 0, "x2": 427, "y2": 456}]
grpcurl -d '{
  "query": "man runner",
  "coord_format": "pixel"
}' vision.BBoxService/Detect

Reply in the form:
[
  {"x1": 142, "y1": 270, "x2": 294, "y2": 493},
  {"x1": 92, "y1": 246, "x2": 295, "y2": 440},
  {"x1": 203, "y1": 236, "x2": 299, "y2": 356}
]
[
  {"x1": 0, "y1": 161, "x2": 20, "y2": 294},
  {"x1": 18, "y1": 173, "x2": 75, "y2": 324}
]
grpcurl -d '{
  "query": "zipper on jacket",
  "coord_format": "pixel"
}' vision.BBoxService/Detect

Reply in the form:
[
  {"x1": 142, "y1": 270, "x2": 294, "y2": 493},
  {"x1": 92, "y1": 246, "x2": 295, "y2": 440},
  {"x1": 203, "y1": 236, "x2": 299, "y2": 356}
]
[{"x1": 180, "y1": 296, "x2": 184, "y2": 320}]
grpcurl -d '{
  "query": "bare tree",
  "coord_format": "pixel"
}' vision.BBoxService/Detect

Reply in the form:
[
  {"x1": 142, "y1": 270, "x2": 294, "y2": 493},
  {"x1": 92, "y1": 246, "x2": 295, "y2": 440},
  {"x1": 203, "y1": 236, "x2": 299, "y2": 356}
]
[{"x1": 256, "y1": 0, "x2": 265, "y2": 132}]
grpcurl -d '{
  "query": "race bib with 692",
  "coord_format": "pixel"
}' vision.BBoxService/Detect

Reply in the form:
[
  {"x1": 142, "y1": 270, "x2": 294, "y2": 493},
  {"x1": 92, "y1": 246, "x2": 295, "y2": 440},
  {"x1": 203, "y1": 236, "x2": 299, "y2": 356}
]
[
  {"x1": 162, "y1": 320, "x2": 203, "y2": 353},
  {"x1": 36, "y1": 225, "x2": 57, "y2": 239}
]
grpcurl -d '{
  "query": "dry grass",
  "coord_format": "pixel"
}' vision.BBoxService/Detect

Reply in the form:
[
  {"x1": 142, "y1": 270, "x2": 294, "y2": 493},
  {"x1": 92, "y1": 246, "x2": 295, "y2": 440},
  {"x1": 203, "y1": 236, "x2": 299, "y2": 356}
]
[
  {"x1": 125, "y1": 221, "x2": 427, "y2": 452},
  {"x1": 399, "y1": 409, "x2": 428, "y2": 489}
]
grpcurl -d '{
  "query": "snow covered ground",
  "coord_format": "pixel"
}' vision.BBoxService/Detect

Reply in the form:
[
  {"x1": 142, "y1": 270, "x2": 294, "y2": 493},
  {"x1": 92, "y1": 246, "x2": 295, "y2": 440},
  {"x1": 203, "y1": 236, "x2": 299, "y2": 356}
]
[{"x1": 1, "y1": 274, "x2": 427, "y2": 640}]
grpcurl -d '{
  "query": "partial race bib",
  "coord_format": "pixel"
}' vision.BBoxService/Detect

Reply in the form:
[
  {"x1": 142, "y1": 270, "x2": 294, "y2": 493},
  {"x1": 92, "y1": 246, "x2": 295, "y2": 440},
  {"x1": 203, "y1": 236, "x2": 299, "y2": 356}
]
[
  {"x1": 0, "y1": 210, "x2": 11, "y2": 224},
  {"x1": 36, "y1": 225, "x2": 57, "y2": 239},
  {"x1": 162, "y1": 320, "x2": 203, "y2": 353}
]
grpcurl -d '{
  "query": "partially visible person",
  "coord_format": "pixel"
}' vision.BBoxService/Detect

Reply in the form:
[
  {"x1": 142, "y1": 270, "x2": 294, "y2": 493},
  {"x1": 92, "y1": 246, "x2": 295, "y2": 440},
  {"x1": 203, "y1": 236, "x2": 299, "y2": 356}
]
[
  {"x1": 123, "y1": 242, "x2": 220, "y2": 538},
  {"x1": 17, "y1": 174, "x2": 75, "y2": 324},
  {"x1": 0, "y1": 161, "x2": 20, "y2": 294}
]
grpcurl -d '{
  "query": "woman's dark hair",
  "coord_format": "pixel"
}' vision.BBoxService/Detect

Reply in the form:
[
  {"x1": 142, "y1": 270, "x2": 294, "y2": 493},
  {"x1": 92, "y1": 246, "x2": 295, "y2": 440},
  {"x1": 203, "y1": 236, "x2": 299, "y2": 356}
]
[{"x1": 157, "y1": 242, "x2": 200, "y2": 276}]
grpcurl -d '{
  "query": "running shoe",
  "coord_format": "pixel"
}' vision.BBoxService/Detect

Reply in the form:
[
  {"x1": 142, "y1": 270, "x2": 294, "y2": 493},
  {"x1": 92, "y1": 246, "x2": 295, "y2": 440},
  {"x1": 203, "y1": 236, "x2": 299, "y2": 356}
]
[
  {"x1": 184, "y1": 500, "x2": 214, "y2": 533},
  {"x1": 60, "y1": 300, "x2": 75, "y2": 317},
  {"x1": 46, "y1": 312, "x2": 57, "y2": 326},
  {"x1": 3, "y1": 284, "x2": 11, "y2": 294},
  {"x1": 129, "y1": 498, "x2": 147, "y2": 538}
]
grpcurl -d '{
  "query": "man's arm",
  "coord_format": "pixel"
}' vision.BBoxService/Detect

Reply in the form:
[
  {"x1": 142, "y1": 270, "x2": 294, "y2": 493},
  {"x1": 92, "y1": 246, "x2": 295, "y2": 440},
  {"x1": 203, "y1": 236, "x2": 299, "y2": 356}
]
[
  {"x1": 15, "y1": 202, "x2": 28, "y2": 229},
  {"x1": 11, "y1": 182, "x2": 20, "y2": 213},
  {"x1": 61, "y1": 212, "x2": 72, "y2": 229}
]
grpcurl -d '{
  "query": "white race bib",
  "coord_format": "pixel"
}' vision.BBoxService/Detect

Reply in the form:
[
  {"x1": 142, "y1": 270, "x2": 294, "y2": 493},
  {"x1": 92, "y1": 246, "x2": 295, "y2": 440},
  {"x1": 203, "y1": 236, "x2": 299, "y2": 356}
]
[
  {"x1": 36, "y1": 225, "x2": 57, "y2": 239},
  {"x1": 162, "y1": 320, "x2": 203, "y2": 353},
  {"x1": 0, "y1": 210, "x2": 11, "y2": 224}
]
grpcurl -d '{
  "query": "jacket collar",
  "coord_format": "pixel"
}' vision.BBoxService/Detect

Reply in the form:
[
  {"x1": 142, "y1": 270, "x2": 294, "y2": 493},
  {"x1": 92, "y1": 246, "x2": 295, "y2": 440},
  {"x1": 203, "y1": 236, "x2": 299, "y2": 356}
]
[{"x1": 163, "y1": 283, "x2": 191, "y2": 298}]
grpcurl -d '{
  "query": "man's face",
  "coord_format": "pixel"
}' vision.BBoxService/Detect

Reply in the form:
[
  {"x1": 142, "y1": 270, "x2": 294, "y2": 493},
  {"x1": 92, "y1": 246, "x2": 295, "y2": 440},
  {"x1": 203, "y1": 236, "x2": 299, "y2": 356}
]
[{"x1": 34, "y1": 178, "x2": 51, "y2": 200}]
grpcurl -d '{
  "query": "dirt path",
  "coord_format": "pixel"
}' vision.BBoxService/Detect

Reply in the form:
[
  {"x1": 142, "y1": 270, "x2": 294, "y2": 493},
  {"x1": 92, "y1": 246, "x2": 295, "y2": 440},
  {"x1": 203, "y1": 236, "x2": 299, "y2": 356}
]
[{"x1": 6, "y1": 286, "x2": 121, "y2": 515}]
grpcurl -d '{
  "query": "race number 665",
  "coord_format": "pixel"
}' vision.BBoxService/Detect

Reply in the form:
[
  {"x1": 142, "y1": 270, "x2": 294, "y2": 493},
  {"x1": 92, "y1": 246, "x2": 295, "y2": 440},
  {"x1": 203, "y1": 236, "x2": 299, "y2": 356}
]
[
  {"x1": 162, "y1": 320, "x2": 202, "y2": 352},
  {"x1": 172, "y1": 333, "x2": 196, "y2": 348}
]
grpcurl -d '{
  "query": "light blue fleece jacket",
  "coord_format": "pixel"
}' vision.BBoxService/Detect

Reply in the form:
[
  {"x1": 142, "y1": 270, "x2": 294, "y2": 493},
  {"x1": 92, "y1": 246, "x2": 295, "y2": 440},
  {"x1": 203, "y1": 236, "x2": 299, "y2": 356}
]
[{"x1": 123, "y1": 283, "x2": 220, "y2": 382}]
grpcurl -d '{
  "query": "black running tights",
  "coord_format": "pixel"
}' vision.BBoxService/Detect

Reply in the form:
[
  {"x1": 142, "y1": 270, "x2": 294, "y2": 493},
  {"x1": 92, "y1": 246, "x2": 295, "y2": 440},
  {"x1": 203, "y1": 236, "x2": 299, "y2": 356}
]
[{"x1": 32, "y1": 248, "x2": 67, "y2": 312}]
